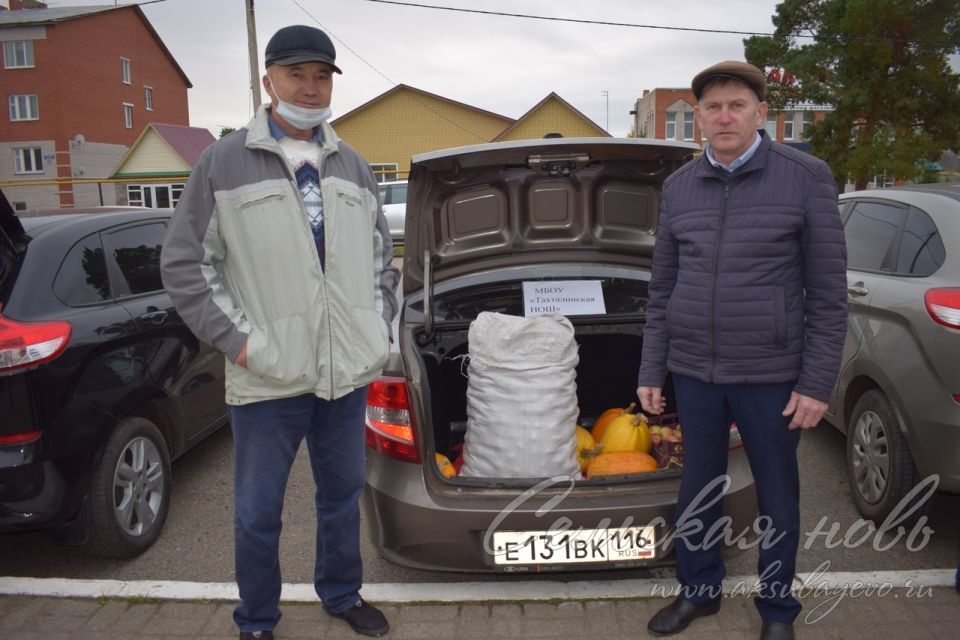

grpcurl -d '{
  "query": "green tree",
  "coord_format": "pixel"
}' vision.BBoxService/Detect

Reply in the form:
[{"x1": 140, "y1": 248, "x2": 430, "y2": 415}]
[
  {"x1": 219, "y1": 127, "x2": 236, "y2": 138},
  {"x1": 745, "y1": 0, "x2": 960, "y2": 190}
]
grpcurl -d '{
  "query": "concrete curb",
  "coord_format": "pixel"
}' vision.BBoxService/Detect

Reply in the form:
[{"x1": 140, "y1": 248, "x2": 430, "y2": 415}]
[{"x1": 0, "y1": 568, "x2": 954, "y2": 604}]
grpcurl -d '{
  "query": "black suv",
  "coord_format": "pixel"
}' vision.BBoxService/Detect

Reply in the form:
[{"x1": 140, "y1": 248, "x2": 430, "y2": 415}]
[{"x1": 0, "y1": 205, "x2": 227, "y2": 557}]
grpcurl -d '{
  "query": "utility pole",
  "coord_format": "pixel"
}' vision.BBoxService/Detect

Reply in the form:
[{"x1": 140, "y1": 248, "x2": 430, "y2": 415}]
[
  {"x1": 245, "y1": 0, "x2": 262, "y2": 111},
  {"x1": 601, "y1": 90, "x2": 609, "y2": 132}
]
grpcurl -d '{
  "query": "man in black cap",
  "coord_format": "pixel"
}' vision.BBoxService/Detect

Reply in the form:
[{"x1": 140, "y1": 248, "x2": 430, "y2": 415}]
[
  {"x1": 161, "y1": 24, "x2": 398, "y2": 640},
  {"x1": 637, "y1": 60, "x2": 847, "y2": 640}
]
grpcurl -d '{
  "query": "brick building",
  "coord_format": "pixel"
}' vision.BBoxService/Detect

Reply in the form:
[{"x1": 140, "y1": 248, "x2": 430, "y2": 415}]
[
  {"x1": 631, "y1": 87, "x2": 831, "y2": 150},
  {"x1": 0, "y1": 0, "x2": 191, "y2": 210}
]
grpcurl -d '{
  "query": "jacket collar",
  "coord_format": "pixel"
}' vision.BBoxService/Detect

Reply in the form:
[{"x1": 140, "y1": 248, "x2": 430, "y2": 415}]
[
  {"x1": 244, "y1": 104, "x2": 340, "y2": 153},
  {"x1": 695, "y1": 130, "x2": 772, "y2": 180}
]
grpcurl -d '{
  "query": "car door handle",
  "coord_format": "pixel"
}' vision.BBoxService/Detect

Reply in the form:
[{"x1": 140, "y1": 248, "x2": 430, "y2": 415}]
[
  {"x1": 847, "y1": 284, "x2": 869, "y2": 297},
  {"x1": 139, "y1": 310, "x2": 168, "y2": 324}
]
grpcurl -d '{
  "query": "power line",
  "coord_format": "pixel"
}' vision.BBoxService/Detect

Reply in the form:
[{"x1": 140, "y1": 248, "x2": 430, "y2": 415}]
[
  {"x1": 359, "y1": 0, "x2": 960, "y2": 46},
  {"x1": 362, "y1": 0, "x2": 780, "y2": 37},
  {"x1": 288, "y1": 0, "x2": 503, "y2": 142},
  {"x1": 290, "y1": 0, "x2": 396, "y2": 87}
]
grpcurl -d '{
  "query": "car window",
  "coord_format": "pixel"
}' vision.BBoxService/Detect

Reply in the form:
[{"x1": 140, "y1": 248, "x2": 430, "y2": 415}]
[
  {"x1": 106, "y1": 223, "x2": 166, "y2": 296},
  {"x1": 383, "y1": 183, "x2": 407, "y2": 206},
  {"x1": 0, "y1": 232, "x2": 15, "y2": 292},
  {"x1": 53, "y1": 233, "x2": 112, "y2": 305},
  {"x1": 895, "y1": 207, "x2": 944, "y2": 276},
  {"x1": 843, "y1": 201, "x2": 905, "y2": 272}
]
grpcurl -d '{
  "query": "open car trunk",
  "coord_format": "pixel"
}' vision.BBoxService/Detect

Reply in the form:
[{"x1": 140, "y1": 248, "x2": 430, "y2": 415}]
[
  {"x1": 396, "y1": 137, "x2": 699, "y2": 487},
  {"x1": 401, "y1": 272, "x2": 679, "y2": 485}
]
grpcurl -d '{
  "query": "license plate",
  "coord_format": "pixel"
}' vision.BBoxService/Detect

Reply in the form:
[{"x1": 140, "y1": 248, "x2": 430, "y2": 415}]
[{"x1": 491, "y1": 525, "x2": 656, "y2": 565}]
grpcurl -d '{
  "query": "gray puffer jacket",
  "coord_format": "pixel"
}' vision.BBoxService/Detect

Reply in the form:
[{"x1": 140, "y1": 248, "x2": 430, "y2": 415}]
[{"x1": 637, "y1": 132, "x2": 847, "y2": 403}]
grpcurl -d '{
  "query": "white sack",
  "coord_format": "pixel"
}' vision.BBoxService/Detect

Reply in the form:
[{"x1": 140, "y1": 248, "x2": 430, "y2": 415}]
[{"x1": 459, "y1": 311, "x2": 581, "y2": 479}]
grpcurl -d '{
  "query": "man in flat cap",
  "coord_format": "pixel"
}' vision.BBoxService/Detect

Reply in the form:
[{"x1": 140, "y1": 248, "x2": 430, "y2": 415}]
[
  {"x1": 161, "y1": 24, "x2": 397, "y2": 639},
  {"x1": 637, "y1": 61, "x2": 847, "y2": 640}
]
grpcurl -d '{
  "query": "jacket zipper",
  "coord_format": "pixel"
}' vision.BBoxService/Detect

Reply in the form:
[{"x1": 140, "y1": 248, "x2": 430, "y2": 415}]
[
  {"x1": 272, "y1": 136, "x2": 338, "y2": 398},
  {"x1": 709, "y1": 179, "x2": 731, "y2": 382},
  {"x1": 315, "y1": 147, "x2": 337, "y2": 399},
  {"x1": 316, "y1": 146, "x2": 336, "y2": 399}
]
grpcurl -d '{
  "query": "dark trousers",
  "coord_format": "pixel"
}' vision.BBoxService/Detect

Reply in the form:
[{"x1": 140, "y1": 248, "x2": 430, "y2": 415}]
[
  {"x1": 227, "y1": 388, "x2": 368, "y2": 632},
  {"x1": 672, "y1": 374, "x2": 802, "y2": 623}
]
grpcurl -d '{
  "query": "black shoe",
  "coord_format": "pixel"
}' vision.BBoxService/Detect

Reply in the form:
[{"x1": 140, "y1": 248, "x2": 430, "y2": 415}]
[
  {"x1": 326, "y1": 598, "x2": 390, "y2": 637},
  {"x1": 760, "y1": 620, "x2": 794, "y2": 640},
  {"x1": 647, "y1": 594, "x2": 721, "y2": 636},
  {"x1": 239, "y1": 632, "x2": 274, "y2": 640}
]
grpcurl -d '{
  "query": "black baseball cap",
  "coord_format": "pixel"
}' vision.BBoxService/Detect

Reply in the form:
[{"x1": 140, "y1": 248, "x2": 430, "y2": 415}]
[
  {"x1": 692, "y1": 60, "x2": 766, "y2": 101},
  {"x1": 264, "y1": 25, "x2": 342, "y2": 73}
]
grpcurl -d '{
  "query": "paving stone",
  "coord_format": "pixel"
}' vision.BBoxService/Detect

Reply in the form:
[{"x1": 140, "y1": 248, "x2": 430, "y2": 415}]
[
  {"x1": 0, "y1": 597, "x2": 45, "y2": 631},
  {"x1": 456, "y1": 603, "x2": 491, "y2": 620},
  {"x1": 197, "y1": 602, "x2": 237, "y2": 636},
  {"x1": 396, "y1": 603, "x2": 460, "y2": 621}
]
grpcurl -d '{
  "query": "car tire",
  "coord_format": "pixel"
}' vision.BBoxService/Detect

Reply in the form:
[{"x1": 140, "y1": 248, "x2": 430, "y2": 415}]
[
  {"x1": 846, "y1": 389, "x2": 924, "y2": 524},
  {"x1": 87, "y1": 417, "x2": 172, "y2": 558}
]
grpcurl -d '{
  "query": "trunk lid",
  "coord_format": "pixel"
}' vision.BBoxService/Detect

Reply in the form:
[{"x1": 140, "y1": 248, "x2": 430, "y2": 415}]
[{"x1": 402, "y1": 137, "x2": 698, "y2": 296}]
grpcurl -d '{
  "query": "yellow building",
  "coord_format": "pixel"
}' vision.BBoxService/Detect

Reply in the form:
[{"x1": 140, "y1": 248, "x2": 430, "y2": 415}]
[
  {"x1": 494, "y1": 93, "x2": 609, "y2": 142},
  {"x1": 332, "y1": 85, "x2": 609, "y2": 182}
]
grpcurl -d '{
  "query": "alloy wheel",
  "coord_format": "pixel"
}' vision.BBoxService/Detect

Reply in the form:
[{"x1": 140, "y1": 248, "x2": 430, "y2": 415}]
[
  {"x1": 112, "y1": 435, "x2": 166, "y2": 536},
  {"x1": 850, "y1": 409, "x2": 890, "y2": 505}
]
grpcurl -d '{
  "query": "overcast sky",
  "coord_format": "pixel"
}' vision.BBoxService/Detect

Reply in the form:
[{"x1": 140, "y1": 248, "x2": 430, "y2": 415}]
[{"x1": 48, "y1": 0, "x2": 791, "y2": 136}]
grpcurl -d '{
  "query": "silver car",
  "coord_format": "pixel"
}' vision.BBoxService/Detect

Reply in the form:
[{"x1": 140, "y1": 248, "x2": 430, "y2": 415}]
[
  {"x1": 363, "y1": 138, "x2": 758, "y2": 572},
  {"x1": 378, "y1": 180, "x2": 407, "y2": 242},
  {"x1": 825, "y1": 184, "x2": 960, "y2": 522}
]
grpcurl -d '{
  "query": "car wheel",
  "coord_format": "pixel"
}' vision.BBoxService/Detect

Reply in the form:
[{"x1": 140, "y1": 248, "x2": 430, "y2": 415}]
[
  {"x1": 87, "y1": 417, "x2": 172, "y2": 558},
  {"x1": 846, "y1": 389, "x2": 923, "y2": 524}
]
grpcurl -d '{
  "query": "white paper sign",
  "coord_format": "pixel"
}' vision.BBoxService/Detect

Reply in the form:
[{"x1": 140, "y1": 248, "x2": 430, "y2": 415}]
[{"x1": 523, "y1": 280, "x2": 606, "y2": 317}]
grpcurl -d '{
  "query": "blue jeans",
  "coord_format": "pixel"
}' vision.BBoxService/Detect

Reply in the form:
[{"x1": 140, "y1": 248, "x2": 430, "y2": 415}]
[
  {"x1": 671, "y1": 374, "x2": 802, "y2": 624},
  {"x1": 228, "y1": 388, "x2": 367, "y2": 632}
]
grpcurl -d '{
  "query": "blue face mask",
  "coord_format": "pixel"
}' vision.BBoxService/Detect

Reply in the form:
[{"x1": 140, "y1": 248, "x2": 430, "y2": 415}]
[
  {"x1": 265, "y1": 76, "x2": 332, "y2": 130},
  {"x1": 274, "y1": 100, "x2": 332, "y2": 130}
]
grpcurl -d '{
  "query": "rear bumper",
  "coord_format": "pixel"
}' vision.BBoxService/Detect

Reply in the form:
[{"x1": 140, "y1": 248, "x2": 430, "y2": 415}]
[
  {"x1": 363, "y1": 448, "x2": 757, "y2": 572},
  {"x1": 0, "y1": 448, "x2": 68, "y2": 531}
]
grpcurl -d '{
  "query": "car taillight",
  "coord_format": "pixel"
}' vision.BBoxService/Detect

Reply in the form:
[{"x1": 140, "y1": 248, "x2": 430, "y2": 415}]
[
  {"x1": 0, "y1": 431, "x2": 41, "y2": 446},
  {"x1": 924, "y1": 288, "x2": 960, "y2": 330},
  {"x1": 0, "y1": 311, "x2": 72, "y2": 373},
  {"x1": 366, "y1": 376, "x2": 421, "y2": 464}
]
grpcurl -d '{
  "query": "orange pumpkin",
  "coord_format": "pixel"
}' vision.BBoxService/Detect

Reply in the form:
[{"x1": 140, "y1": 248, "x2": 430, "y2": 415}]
[
  {"x1": 586, "y1": 450, "x2": 658, "y2": 478},
  {"x1": 591, "y1": 402, "x2": 637, "y2": 441},
  {"x1": 575, "y1": 425, "x2": 599, "y2": 474},
  {"x1": 435, "y1": 453, "x2": 457, "y2": 478},
  {"x1": 599, "y1": 412, "x2": 652, "y2": 454}
]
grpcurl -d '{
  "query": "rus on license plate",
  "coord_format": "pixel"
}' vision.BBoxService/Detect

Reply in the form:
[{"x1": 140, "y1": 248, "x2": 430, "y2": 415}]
[{"x1": 492, "y1": 526, "x2": 656, "y2": 565}]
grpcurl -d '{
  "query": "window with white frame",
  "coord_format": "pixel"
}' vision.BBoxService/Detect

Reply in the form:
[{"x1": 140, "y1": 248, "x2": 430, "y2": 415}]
[
  {"x1": 121, "y1": 57, "x2": 131, "y2": 84},
  {"x1": 8, "y1": 94, "x2": 38, "y2": 121},
  {"x1": 665, "y1": 112, "x2": 677, "y2": 140},
  {"x1": 800, "y1": 111, "x2": 814, "y2": 138},
  {"x1": 783, "y1": 112, "x2": 796, "y2": 140},
  {"x1": 123, "y1": 102, "x2": 134, "y2": 128},
  {"x1": 765, "y1": 115, "x2": 778, "y2": 139},
  {"x1": 144, "y1": 86, "x2": 154, "y2": 111},
  {"x1": 127, "y1": 183, "x2": 185, "y2": 208},
  {"x1": 683, "y1": 111, "x2": 695, "y2": 140},
  {"x1": 370, "y1": 163, "x2": 399, "y2": 182},
  {"x1": 13, "y1": 147, "x2": 43, "y2": 174},
  {"x1": 3, "y1": 40, "x2": 34, "y2": 68}
]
